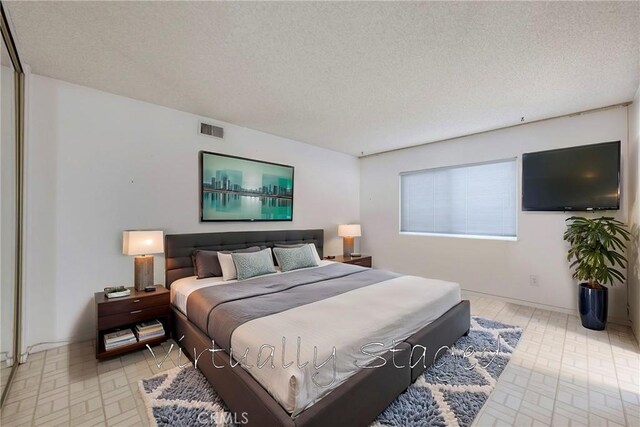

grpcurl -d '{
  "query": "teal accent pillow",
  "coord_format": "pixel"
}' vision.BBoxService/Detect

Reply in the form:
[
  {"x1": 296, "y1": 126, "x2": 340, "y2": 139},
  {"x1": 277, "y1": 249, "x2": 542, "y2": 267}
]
[
  {"x1": 232, "y1": 248, "x2": 276, "y2": 281},
  {"x1": 273, "y1": 245, "x2": 319, "y2": 272}
]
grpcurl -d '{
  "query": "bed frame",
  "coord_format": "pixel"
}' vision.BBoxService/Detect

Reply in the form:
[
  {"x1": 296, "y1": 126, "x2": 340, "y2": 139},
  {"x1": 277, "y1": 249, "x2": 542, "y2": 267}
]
[{"x1": 165, "y1": 229, "x2": 470, "y2": 427}]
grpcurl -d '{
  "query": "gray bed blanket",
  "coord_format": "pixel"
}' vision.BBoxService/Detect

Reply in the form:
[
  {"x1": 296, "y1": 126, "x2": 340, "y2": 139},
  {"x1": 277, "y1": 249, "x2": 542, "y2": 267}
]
[{"x1": 186, "y1": 263, "x2": 399, "y2": 351}]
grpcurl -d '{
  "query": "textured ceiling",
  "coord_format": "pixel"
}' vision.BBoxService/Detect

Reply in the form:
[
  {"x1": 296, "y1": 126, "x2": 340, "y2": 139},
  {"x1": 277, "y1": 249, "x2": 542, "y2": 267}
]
[{"x1": 5, "y1": 1, "x2": 639, "y2": 156}]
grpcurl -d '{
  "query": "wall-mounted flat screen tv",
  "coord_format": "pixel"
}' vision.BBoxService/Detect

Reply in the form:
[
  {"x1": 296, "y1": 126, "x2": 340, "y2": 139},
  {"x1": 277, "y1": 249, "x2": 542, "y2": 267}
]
[
  {"x1": 200, "y1": 151, "x2": 294, "y2": 221},
  {"x1": 522, "y1": 141, "x2": 620, "y2": 211}
]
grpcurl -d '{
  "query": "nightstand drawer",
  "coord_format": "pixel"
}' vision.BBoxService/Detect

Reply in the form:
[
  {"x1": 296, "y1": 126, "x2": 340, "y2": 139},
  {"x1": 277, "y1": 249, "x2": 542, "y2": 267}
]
[
  {"x1": 98, "y1": 305, "x2": 170, "y2": 330},
  {"x1": 347, "y1": 258, "x2": 372, "y2": 268},
  {"x1": 97, "y1": 292, "x2": 169, "y2": 317},
  {"x1": 326, "y1": 255, "x2": 372, "y2": 267}
]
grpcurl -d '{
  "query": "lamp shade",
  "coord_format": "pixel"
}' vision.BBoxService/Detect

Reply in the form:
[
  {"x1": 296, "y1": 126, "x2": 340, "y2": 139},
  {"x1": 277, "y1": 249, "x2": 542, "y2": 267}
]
[
  {"x1": 338, "y1": 224, "x2": 361, "y2": 237},
  {"x1": 122, "y1": 230, "x2": 164, "y2": 256}
]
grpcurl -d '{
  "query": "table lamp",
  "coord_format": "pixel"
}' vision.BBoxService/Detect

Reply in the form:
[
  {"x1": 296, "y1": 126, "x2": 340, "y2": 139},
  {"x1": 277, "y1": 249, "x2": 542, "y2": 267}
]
[
  {"x1": 122, "y1": 230, "x2": 164, "y2": 291},
  {"x1": 338, "y1": 224, "x2": 361, "y2": 256}
]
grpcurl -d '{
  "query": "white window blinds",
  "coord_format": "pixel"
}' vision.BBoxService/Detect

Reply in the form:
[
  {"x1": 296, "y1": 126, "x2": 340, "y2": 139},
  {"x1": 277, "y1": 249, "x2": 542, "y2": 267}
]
[{"x1": 400, "y1": 159, "x2": 517, "y2": 238}]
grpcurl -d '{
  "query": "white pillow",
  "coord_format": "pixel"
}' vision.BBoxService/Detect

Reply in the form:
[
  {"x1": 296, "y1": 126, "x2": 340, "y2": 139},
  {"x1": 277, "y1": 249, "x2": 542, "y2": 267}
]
[
  {"x1": 308, "y1": 243, "x2": 322, "y2": 264},
  {"x1": 218, "y1": 252, "x2": 238, "y2": 281}
]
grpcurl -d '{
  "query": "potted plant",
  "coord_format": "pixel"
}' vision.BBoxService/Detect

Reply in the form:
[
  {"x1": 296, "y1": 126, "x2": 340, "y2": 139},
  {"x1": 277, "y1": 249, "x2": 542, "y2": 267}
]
[{"x1": 563, "y1": 216, "x2": 631, "y2": 330}]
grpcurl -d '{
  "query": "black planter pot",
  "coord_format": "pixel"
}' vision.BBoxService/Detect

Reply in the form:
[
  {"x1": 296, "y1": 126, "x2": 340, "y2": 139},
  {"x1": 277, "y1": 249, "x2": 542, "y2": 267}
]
[{"x1": 578, "y1": 283, "x2": 608, "y2": 330}]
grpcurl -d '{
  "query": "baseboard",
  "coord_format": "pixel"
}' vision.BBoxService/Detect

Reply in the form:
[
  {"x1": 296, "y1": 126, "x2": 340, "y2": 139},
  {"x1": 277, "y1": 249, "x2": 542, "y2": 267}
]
[
  {"x1": 461, "y1": 289, "x2": 631, "y2": 326},
  {"x1": 0, "y1": 352, "x2": 14, "y2": 367},
  {"x1": 21, "y1": 332, "x2": 94, "y2": 362}
]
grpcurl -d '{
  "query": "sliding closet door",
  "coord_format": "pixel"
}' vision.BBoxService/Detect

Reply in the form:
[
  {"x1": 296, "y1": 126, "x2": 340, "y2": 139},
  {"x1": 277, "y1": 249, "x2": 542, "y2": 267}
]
[
  {"x1": 0, "y1": 1, "x2": 23, "y2": 407},
  {"x1": 0, "y1": 24, "x2": 16, "y2": 402}
]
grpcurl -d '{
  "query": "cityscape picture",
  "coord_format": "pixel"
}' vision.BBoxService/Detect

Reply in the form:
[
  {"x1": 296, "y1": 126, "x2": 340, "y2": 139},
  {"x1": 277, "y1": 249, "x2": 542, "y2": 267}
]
[{"x1": 200, "y1": 151, "x2": 294, "y2": 221}]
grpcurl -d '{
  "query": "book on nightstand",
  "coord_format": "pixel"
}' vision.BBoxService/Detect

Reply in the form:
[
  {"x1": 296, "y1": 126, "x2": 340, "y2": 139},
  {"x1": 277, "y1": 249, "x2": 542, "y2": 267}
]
[
  {"x1": 104, "y1": 329, "x2": 136, "y2": 350},
  {"x1": 135, "y1": 319, "x2": 165, "y2": 342}
]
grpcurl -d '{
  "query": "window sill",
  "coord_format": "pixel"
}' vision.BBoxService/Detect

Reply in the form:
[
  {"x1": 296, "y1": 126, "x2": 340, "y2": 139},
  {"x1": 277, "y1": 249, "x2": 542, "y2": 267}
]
[{"x1": 399, "y1": 232, "x2": 518, "y2": 241}]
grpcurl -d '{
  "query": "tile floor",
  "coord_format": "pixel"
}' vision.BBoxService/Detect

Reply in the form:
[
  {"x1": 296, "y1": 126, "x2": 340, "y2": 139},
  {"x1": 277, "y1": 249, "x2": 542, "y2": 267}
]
[
  {"x1": 1, "y1": 364, "x2": 12, "y2": 402},
  {"x1": 0, "y1": 294, "x2": 638, "y2": 426}
]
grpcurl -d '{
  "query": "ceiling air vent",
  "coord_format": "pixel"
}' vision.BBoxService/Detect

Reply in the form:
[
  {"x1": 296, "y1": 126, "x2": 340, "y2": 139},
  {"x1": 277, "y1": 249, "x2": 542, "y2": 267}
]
[{"x1": 199, "y1": 121, "x2": 224, "y2": 139}]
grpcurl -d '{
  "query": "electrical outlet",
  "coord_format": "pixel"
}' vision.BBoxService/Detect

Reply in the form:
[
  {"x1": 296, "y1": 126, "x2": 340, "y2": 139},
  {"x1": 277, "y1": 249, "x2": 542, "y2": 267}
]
[{"x1": 529, "y1": 275, "x2": 539, "y2": 287}]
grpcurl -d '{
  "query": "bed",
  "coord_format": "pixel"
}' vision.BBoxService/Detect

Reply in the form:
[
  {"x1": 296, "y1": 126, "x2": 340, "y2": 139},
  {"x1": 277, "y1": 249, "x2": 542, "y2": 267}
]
[{"x1": 165, "y1": 229, "x2": 470, "y2": 427}]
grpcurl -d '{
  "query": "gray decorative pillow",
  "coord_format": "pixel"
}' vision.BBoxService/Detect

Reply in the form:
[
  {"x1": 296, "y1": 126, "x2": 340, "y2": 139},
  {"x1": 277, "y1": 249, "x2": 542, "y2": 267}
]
[
  {"x1": 273, "y1": 243, "x2": 322, "y2": 264},
  {"x1": 192, "y1": 250, "x2": 223, "y2": 279},
  {"x1": 219, "y1": 246, "x2": 262, "y2": 255},
  {"x1": 215, "y1": 246, "x2": 262, "y2": 281},
  {"x1": 231, "y1": 248, "x2": 276, "y2": 281},
  {"x1": 273, "y1": 245, "x2": 319, "y2": 272}
]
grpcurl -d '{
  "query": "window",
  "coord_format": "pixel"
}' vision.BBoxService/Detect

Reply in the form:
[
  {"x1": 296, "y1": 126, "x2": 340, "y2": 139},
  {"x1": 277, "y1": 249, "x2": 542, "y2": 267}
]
[{"x1": 400, "y1": 159, "x2": 517, "y2": 238}]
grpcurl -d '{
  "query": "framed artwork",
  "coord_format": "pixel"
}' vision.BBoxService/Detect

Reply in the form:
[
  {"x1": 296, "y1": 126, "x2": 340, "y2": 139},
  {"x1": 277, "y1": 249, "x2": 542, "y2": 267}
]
[{"x1": 200, "y1": 151, "x2": 294, "y2": 222}]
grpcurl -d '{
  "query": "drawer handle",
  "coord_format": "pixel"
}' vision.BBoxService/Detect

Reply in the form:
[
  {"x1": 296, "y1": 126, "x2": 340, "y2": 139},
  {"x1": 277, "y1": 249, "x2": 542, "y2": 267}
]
[
  {"x1": 133, "y1": 299, "x2": 140, "y2": 303},
  {"x1": 130, "y1": 310, "x2": 142, "y2": 314}
]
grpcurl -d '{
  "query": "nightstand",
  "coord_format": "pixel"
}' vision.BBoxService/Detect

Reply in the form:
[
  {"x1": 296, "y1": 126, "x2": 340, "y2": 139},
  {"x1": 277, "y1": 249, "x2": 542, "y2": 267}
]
[
  {"x1": 328, "y1": 255, "x2": 372, "y2": 268},
  {"x1": 95, "y1": 285, "x2": 170, "y2": 359}
]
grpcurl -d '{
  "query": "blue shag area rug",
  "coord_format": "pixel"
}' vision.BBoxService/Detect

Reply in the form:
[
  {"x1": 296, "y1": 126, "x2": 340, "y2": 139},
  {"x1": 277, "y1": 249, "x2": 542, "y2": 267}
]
[{"x1": 139, "y1": 317, "x2": 521, "y2": 427}]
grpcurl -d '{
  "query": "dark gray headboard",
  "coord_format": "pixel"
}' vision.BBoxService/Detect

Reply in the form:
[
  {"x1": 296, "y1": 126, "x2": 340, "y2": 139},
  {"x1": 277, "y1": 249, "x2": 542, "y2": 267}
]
[{"x1": 164, "y1": 229, "x2": 324, "y2": 287}]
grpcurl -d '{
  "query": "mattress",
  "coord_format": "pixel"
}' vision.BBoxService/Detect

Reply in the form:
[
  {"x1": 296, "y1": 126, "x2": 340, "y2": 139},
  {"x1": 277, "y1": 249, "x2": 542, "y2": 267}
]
[{"x1": 172, "y1": 263, "x2": 461, "y2": 417}]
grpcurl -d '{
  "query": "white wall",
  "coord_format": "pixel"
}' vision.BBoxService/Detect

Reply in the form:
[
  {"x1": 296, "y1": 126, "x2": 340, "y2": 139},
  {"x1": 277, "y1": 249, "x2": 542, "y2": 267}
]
[
  {"x1": 629, "y1": 84, "x2": 640, "y2": 343},
  {"x1": 360, "y1": 107, "x2": 630, "y2": 322},
  {"x1": 23, "y1": 73, "x2": 360, "y2": 349}
]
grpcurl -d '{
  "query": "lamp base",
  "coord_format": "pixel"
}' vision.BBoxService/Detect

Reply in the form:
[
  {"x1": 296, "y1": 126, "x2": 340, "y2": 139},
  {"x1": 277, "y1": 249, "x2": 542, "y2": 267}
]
[
  {"x1": 134, "y1": 255, "x2": 154, "y2": 291},
  {"x1": 342, "y1": 237, "x2": 354, "y2": 256}
]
